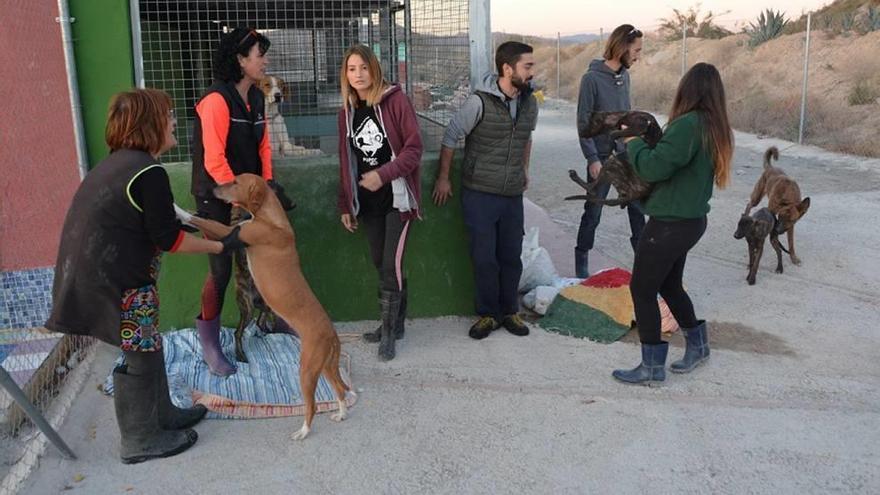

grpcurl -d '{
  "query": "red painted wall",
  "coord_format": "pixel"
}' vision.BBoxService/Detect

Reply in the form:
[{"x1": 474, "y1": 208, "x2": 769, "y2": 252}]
[{"x1": 0, "y1": 2, "x2": 81, "y2": 271}]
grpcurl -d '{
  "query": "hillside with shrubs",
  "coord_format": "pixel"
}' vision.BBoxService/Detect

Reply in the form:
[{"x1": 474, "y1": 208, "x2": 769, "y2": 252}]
[{"x1": 527, "y1": 0, "x2": 880, "y2": 157}]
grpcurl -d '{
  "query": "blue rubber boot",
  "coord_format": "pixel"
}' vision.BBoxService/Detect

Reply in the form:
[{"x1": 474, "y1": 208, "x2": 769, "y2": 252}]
[
  {"x1": 670, "y1": 321, "x2": 710, "y2": 373},
  {"x1": 612, "y1": 342, "x2": 668, "y2": 385}
]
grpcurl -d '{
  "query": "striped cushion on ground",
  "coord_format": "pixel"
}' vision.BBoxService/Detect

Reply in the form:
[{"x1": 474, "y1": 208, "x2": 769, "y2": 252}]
[
  {"x1": 104, "y1": 325, "x2": 355, "y2": 419},
  {"x1": 539, "y1": 268, "x2": 679, "y2": 343}
]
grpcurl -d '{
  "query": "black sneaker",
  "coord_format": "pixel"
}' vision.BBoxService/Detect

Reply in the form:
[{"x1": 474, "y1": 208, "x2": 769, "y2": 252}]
[
  {"x1": 501, "y1": 314, "x2": 530, "y2": 336},
  {"x1": 468, "y1": 316, "x2": 500, "y2": 340}
]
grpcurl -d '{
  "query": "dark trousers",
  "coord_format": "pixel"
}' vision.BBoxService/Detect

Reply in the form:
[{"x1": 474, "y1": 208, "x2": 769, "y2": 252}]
[
  {"x1": 360, "y1": 211, "x2": 411, "y2": 292},
  {"x1": 196, "y1": 197, "x2": 232, "y2": 320},
  {"x1": 630, "y1": 216, "x2": 707, "y2": 345},
  {"x1": 461, "y1": 187, "x2": 524, "y2": 318},
  {"x1": 575, "y1": 159, "x2": 646, "y2": 255}
]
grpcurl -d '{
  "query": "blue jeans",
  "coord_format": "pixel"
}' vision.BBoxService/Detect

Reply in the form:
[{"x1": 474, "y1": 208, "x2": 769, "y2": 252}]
[{"x1": 461, "y1": 188, "x2": 524, "y2": 318}]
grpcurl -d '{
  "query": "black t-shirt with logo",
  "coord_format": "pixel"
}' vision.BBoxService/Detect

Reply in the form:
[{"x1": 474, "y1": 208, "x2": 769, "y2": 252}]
[{"x1": 350, "y1": 100, "x2": 393, "y2": 217}]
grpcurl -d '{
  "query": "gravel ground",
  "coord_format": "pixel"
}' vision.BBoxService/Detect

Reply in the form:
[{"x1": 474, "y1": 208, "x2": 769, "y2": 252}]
[{"x1": 19, "y1": 100, "x2": 880, "y2": 495}]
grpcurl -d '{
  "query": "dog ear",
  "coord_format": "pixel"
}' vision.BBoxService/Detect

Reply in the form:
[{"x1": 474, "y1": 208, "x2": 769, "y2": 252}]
[
  {"x1": 797, "y1": 197, "x2": 810, "y2": 217},
  {"x1": 248, "y1": 179, "x2": 267, "y2": 213},
  {"x1": 280, "y1": 77, "x2": 291, "y2": 101}
]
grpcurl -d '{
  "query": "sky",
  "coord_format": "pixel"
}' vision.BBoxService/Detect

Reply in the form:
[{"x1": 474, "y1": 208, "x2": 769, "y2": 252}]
[{"x1": 491, "y1": 0, "x2": 835, "y2": 37}]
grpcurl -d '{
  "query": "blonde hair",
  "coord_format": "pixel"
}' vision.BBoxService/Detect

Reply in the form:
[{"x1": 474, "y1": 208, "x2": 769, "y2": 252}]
[
  {"x1": 340, "y1": 45, "x2": 388, "y2": 108},
  {"x1": 105, "y1": 88, "x2": 172, "y2": 156}
]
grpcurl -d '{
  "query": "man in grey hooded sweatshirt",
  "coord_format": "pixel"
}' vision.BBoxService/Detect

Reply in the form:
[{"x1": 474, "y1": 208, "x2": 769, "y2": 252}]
[
  {"x1": 575, "y1": 24, "x2": 645, "y2": 278},
  {"x1": 433, "y1": 41, "x2": 538, "y2": 340}
]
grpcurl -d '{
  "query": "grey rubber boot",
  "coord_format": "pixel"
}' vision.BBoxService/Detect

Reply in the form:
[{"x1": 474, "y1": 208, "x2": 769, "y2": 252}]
[
  {"x1": 612, "y1": 342, "x2": 669, "y2": 385},
  {"x1": 364, "y1": 280, "x2": 407, "y2": 343},
  {"x1": 378, "y1": 289, "x2": 403, "y2": 361},
  {"x1": 670, "y1": 321, "x2": 710, "y2": 373},
  {"x1": 113, "y1": 365, "x2": 198, "y2": 464},
  {"x1": 124, "y1": 352, "x2": 207, "y2": 430}
]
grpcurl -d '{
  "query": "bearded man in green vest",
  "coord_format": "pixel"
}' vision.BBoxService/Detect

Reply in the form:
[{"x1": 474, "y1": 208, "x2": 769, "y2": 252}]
[{"x1": 432, "y1": 41, "x2": 539, "y2": 340}]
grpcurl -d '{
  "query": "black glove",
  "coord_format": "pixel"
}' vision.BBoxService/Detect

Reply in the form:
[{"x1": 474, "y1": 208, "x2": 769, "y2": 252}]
[
  {"x1": 219, "y1": 226, "x2": 249, "y2": 255},
  {"x1": 267, "y1": 180, "x2": 296, "y2": 211}
]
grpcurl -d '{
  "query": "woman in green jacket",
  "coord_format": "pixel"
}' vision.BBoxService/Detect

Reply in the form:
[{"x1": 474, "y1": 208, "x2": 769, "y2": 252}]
[{"x1": 612, "y1": 63, "x2": 733, "y2": 385}]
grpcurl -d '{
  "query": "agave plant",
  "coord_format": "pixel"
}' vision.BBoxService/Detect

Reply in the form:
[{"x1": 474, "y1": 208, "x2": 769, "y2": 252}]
[
  {"x1": 746, "y1": 9, "x2": 788, "y2": 47},
  {"x1": 866, "y1": 6, "x2": 880, "y2": 32},
  {"x1": 840, "y1": 11, "x2": 857, "y2": 33}
]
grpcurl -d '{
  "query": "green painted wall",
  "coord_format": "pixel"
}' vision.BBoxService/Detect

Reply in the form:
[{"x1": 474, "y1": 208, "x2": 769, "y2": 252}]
[
  {"x1": 69, "y1": 0, "x2": 135, "y2": 167},
  {"x1": 68, "y1": 7, "x2": 477, "y2": 328},
  {"x1": 157, "y1": 154, "x2": 476, "y2": 329}
]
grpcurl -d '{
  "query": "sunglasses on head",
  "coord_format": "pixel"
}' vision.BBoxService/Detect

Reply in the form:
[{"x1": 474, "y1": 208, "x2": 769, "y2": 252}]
[
  {"x1": 627, "y1": 28, "x2": 642, "y2": 38},
  {"x1": 238, "y1": 29, "x2": 258, "y2": 45}
]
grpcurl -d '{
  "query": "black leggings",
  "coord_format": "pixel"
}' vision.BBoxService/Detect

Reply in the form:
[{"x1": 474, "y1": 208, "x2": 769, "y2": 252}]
[
  {"x1": 196, "y1": 197, "x2": 232, "y2": 320},
  {"x1": 630, "y1": 216, "x2": 706, "y2": 344},
  {"x1": 360, "y1": 211, "x2": 411, "y2": 292}
]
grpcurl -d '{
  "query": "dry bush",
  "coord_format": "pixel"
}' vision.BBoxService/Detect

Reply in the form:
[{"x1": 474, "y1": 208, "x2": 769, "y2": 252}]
[
  {"x1": 631, "y1": 70, "x2": 679, "y2": 112},
  {"x1": 848, "y1": 80, "x2": 879, "y2": 105},
  {"x1": 528, "y1": 28, "x2": 880, "y2": 158}
]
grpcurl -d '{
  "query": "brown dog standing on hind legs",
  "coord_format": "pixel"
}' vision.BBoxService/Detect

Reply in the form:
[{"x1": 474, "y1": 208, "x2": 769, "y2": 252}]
[
  {"x1": 748, "y1": 147, "x2": 810, "y2": 265},
  {"x1": 229, "y1": 205, "x2": 292, "y2": 363},
  {"x1": 187, "y1": 174, "x2": 352, "y2": 440}
]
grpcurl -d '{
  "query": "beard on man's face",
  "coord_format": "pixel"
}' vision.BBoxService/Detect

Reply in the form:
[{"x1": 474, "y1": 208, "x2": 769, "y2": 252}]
[{"x1": 511, "y1": 74, "x2": 532, "y2": 92}]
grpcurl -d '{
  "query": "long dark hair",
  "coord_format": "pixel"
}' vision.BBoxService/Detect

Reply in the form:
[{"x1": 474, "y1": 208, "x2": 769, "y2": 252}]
[
  {"x1": 669, "y1": 63, "x2": 733, "y2": 188},
  {"x1": 603, "y1": 24, "x2": 642, "y2": 67},
  {"x1": 212, "y1": 28, "x2": 270, "y2": 82}
]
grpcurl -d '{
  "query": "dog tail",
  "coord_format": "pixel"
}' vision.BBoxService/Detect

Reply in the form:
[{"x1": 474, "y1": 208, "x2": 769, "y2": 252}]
[{"x1": 763, "y1": 147, "x2": 779, "y2": 169}]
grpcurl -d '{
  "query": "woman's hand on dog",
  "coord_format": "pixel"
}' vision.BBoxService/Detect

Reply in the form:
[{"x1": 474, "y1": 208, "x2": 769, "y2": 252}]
[
  {"x1": 619, "y1": 124, "x2": 637, "y2": 143},
  {"x1": 358, "y1": 171, "x2": 383, "y2": 192},
  {"x1": 219, "y1": 226, "x2": 249, "y2": 254},
  {"x1": 341, "y1": 214, "x2": 358, "y2": 233}
]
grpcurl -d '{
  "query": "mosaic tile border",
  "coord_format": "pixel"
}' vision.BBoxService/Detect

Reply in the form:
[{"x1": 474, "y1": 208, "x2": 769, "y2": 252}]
[{"x1": 1, "y1": 267, "x2": 54, "y2": 329}]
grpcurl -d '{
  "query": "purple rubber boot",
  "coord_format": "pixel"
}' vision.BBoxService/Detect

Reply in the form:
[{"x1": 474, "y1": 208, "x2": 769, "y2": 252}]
[{"x1": 195, "y1": 316, "x2": 236, "y2": 376}]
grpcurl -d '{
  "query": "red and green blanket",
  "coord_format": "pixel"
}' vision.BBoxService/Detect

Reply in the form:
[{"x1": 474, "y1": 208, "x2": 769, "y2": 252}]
[{"x1": 539, "y1": 268, "x2": 678, "y2": 343}]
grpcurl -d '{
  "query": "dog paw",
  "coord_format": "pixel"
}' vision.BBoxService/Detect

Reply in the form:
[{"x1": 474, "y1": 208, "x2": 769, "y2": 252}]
[
  {"x1": 776, "y1": 267, "x2": 784, "y2": 274},
  {"x1": 791, "y1": 257, "x2": 801, "y2": 266},
  {"x1": 747, "y1": 277, "x2": 756, "y2": 285},
  {"x1": 330, "y1": 411, "x2": 347, "y2": 422},
  {"x1": 291, "y1": 425, "x2": 310, "y2": 441}
]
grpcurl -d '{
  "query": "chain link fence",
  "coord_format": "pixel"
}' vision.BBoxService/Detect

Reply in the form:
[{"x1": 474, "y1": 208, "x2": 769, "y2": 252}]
[
  {"x1": 1, "y1": 329, "x2": 93, "y2": 494},
  {"x1": 525, "y1": 11, "x2": 880, "y2": 158},
  {"x1": 134, "y1": 0, "x2": 469, "y2": 162}
]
